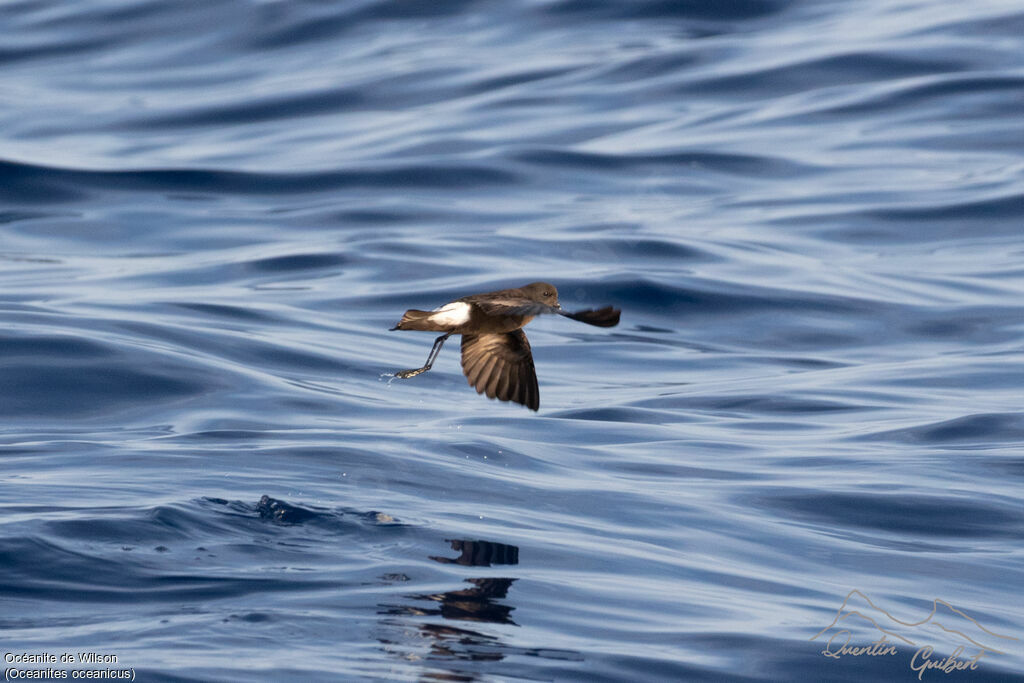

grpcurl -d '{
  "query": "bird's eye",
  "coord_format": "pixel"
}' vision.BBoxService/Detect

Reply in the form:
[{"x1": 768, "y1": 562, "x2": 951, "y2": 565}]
[{"x1": 543, "y1": 291, "x2": 551, "y2": 297}]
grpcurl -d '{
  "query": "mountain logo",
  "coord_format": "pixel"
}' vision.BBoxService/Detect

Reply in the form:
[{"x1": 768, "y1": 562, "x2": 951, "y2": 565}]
[{"x1": 811, "y1": 589, "x2": 1017, "y2": 679}]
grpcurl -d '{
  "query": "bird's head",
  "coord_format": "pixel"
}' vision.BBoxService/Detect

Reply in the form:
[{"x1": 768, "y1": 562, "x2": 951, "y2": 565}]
[{"x1": 523, "y1": 282, "x2": 559, "y2": 308}]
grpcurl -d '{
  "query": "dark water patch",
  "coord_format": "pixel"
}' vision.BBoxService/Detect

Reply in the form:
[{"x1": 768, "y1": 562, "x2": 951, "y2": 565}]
[
  {"x1": 752, "y1": 489, "x2": 1023, "y2": 539},
  {"x1": 554, "y1": 406, "x2": 689, "y2": 424},
  {"x1": 640, "y1": 393, "x2": 873, "y2": 415},
  {"x1": 730, "y1": 419, "x2": 821, "y2": 432},
  {"x1": 0, "y1": 159, "x2": 88, "y2": 203},
  {"x1": 465, "y1": 66, "x2": 577, "y2": 96},
  {"x1": 45, "y1": 505, "x2": 223, "y2": 543},
  {"x1": 327, "y1": 205, "x2": 543, "y2": 228},
  {"x1": 745, "y1": 355, "x2": 848, "y2": 371},
  {"x1": 0, "y1": 158, "x2": 519, "y2": 203},
  {"x1": 0, "y1": 210, "x2": 57, "y2": 224},
  {"x1": 603, "y1": 461, "x2": 761, "y2": 481},
  {"x1": 866, "y1": 413, "x2": 1024, "y2": 445},
  {"x1": 0, "y1": 38, "x2": 114, "y2": 66},
  {"x1": 511, "y1": 147, "x2": 815, "y2": 178},
  {"x1": 246, "y1": 0, "x2": 483, "y2": 50},
  {"x1": 169, "y1": 302, "x2": 282, "y2": 324},
  {"x1": 783, "y1": 193, "x2": 1024, "y2": 243},
  {"x1": 178, "y1": 430, "x2": 268, "y2": 442},
  {"x1": 125, "y1": 87, "x2": 366, "y2": 129},
  {"x1": 542, "y1": 0, "x2": 785, "y2": 21},
  {"x1": 0, "y1": 536, "x2": 136, "y2": 595},
  {"x1": 1, "y1": 355, "x2": 212, "y2": 419},
  {"x1": 0, "y1": 535, "x2": 329, "y2": 603},
  {"x1": 908, "y1": 317, "x2": 991, "y2": 339},
  {"x1": 900, "y1": 308, "x2": 1024, "y2": 346},
  {"x1": 819, "y1": 529, "x2": 978, "y2": 553},
  {"x1": 547, "y1": 220, "x2": 644, "y2": 237},
  {"x1": 609, "y1": 278, "x2": 769, "y2": 315},
  {"x1": 0, "y1": 334, "x2": 113, "y2": 360},
  {"x1": 245, "y1": 252, "x2": 347, "y2": 273},
  {"x1": 862, "y1": 192, "x2": 1024, "y2": 225},
  {"x1": 115, "y1": 65, "x2": 470, "y2": 129},
  {"x1": 684, "y1": 50, "x2": 964, "y2": 97}
]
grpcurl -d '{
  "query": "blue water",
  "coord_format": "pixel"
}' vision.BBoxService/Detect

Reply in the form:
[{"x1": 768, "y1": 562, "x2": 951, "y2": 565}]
[{"x1": 2, "y1": 1, "x2": 1023, "y2": 680}]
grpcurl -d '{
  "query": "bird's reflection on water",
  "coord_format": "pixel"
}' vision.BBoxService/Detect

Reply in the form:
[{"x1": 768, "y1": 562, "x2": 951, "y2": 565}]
[
  {"x1": 378, "y1": 538, "x2": 580, "y2": 680},
  {"x1": 379, "y1": 538, "x2": 519, "y2": 628},
  {"x1": 384, "y1": 576, "x2": 518, "y2": 625},
  {"x1": 234, "y1": 496, "x2": 579, "y2": 678},
  {"x1": 430, "y1": 539, "x2": 520, "y2": 567}
]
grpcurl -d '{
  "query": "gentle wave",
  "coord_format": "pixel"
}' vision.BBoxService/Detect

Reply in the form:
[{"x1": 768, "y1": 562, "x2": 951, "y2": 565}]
[{"x1": 3, "y1": 0, "x2": 1024, "y2": 680}]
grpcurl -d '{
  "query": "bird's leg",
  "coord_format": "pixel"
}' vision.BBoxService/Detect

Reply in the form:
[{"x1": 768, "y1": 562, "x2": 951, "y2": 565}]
[{"x1": 395, "y1": 332, "x2": 452, "y2": 379}]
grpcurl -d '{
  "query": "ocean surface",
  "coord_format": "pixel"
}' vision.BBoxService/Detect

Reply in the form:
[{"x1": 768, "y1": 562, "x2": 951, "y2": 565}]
[{"x1": 2, "y1": 1, "x2": 1023, "y2": 681}]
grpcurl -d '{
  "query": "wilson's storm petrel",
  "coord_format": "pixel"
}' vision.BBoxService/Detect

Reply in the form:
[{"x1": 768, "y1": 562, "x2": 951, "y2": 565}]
[{"x1": 390, "y1": 282, "x2": 620, "y2": 411}]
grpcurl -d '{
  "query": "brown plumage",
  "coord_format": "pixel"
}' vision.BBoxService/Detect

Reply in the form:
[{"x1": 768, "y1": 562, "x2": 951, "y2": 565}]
[
  {"x1": 390, "y1": 282, "x2": 619, "y2": 411},
  {"x1": 460, "y1": 329, "x2": 539, "y2": 410}
]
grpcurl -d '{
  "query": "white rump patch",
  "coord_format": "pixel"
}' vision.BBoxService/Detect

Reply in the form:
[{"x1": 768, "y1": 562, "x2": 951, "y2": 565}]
[{"x1": 429, "y1": 301, "x2": 471, "y2": 326}]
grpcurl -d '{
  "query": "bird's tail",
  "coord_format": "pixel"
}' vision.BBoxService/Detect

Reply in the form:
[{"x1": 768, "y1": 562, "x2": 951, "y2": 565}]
[{"x1": 391, "y1": 309, "x2": 447, "y2": 331}]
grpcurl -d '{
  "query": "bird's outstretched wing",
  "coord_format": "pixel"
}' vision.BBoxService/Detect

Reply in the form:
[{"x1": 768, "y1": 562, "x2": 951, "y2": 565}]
[
  {"x1": 559, "y1": 306, "x2": 620, "y2": 327},
  {"x1": 465, "y1": 296, "x2": 621, "y2": 328},
  {"x1": 462, "y1": 295, "x2": 560, "y2": 318},
  {"x1": 461, "y1": 330, "x2": 539, "y2": 411}
]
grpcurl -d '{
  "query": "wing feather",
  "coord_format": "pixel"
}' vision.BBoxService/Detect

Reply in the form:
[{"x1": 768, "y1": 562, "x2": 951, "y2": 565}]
[
  {"x1": 461, "y1": 331, "x2": 539, "y2": 411},
  {"x1": 522, "y1": 360, "x2": 539, "y2": 411}
]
